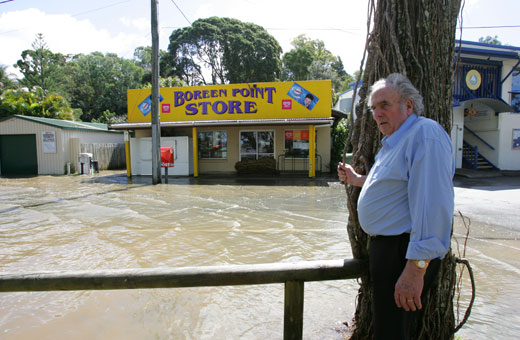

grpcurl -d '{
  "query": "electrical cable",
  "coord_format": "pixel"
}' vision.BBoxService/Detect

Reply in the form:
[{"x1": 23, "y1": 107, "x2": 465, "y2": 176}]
[
  {"x1": 71, "y1": 0, "x2": 131, "y2": 18},
  {"x1": 457, "y1": 25, "x2": 520, "y2": 29},
  {"x1": 169, "y1": 0, "x2": 191, "y2": 26}
]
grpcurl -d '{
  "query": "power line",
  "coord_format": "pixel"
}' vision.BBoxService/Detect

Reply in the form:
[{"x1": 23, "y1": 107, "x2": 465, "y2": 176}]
[
  {"x1": 169, "y1": 0, "x2": 191, "y2": 26},
  {"x1": 0, "y1": 0, "x2": 15, "y2": 4},
  {"x1": 458, "y1": 25, "x2": 520, "y2": 29},
  {"x1": 71, "y1": 0, "x2": 131, "y2": 18}
]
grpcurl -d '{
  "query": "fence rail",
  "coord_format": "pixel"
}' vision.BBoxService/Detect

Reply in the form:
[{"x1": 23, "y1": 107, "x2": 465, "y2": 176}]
[{"x1": 0, "y1": 259, "x2": 365, "y2": 340}]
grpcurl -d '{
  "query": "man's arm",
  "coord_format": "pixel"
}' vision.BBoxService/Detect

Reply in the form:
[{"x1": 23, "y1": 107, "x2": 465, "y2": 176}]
[
  {"x1": 394, "y1": 260, "x2": 430, "y2": 311},
  {"x1": 395, "y1": 123, "x2": 454, "y2": 311}
]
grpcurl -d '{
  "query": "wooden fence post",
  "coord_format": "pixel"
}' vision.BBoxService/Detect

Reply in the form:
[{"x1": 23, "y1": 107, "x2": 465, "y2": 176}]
[{"x1": 284, "y1": 280, "x2": 304, "y2": 340}]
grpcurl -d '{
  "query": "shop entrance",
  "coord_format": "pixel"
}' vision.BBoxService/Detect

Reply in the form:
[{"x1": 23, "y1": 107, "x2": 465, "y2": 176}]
[{"x1": 239, "y1": 130, "x2": 274, "y2": 161}]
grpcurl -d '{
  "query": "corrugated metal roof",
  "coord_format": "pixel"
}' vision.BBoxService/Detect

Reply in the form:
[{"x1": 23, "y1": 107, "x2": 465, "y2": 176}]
[
  {"x1": 1, "y1": 115, "x2": 122, "y2": 133},
  {"x1": 109, "y1": 117, "x2": 335, "y2": 130}
]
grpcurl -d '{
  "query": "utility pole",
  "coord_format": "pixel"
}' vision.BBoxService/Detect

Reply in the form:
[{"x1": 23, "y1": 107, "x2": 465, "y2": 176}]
[{"x1": 151, "y1": 0, "x2": 161, "y2": 184}]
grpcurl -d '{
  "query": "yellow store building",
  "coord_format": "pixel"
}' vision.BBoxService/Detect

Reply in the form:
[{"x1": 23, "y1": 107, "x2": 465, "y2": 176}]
[{"x1": 111, "y1": 80, "x2": 344, "y2": 177}]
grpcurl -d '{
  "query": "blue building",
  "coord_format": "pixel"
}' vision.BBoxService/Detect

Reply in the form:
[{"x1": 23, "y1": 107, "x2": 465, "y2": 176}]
[{"x1": 334, "y1": 40, "x2": 520, "y2": 171}]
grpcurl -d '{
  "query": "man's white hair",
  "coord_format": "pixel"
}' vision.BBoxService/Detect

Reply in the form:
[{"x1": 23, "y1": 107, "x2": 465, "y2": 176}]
[{"x1": 368, "y1": 73, "x2": 424, "y2": 116}]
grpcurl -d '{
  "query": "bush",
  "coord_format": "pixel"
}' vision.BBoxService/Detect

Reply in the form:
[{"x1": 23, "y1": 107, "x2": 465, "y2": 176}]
[{"x1": 234, "y1": 157, "x2": 278, "y2": 175}]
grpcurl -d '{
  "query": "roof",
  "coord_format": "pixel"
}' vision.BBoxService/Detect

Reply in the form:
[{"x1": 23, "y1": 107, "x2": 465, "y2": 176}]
[
  {"x1": 457, "y1": 40, "x2": 520, "y2": 52},
  {"x1": 110, "y1": 117, "x2": 336, "y2": 130},
  {"x1": 337, "y1": 80, "x2": 363, "y2": 98},
  {"x1": 331, "y1": 109, "x2": 349, "y2": 120},
  {"x1": 1, "y1": 115, "x2": 122, "y2": 133},
  {"x1": 456, "y1": 40, "x2": 520, "y2": 60}
]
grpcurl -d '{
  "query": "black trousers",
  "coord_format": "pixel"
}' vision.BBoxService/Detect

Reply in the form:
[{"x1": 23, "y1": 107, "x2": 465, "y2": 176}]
[{"x1": 369, "y1": 233, "x2": 440, "y2": 340}]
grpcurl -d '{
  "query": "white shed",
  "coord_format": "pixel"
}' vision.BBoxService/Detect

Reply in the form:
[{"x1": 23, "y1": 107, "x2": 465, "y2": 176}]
[{"x1": 0, "y1": 115, "x2": 124, "y2": 176}]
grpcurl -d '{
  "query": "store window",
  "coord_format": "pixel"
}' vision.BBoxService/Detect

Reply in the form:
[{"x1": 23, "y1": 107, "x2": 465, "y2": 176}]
[
  {"x1": 240, "y1": 131, "x2": 274, "y2": 160},
  {"x1": 284, "y1": 130, "x2": 316, "y2": 158},
  {"x1": 198, "y1": 131, "x2": 227, "y2": 159}
]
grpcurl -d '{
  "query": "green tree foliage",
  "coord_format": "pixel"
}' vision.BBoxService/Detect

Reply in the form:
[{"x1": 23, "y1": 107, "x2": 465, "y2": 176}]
[
  {"x1": 133, "y1": 46, "x2": 171, "y2": 84},
  {"x1": 14, "y1": 33, "x2": 68, "y2": 95},
  {"x1": 479, "y1": 35, "x2": 502, "y2": 45},
  {"x1": 133, "y1": 46, "x2": 153, "y2": 84},
  {"x1": 0, "y1": 65, "x2": 18, "y2": 92},
  {"x1": 165, "y1": 17, "x2": 282, "y2": 85},
  {"x1": 134, "y1": 46, "x2": 152, "y2": 72},
  {"x1": 142, "y1": 76, "x2": 187, "y2": 89},
  {"x1": 330, "y1": 117, "x2": 351, "y2": 169},
  {"x1": 281, "y1": 36, "x2": 314, "y2": 81},
  {"x1": 66, "y1": 52, "x2": 144, "y2": 122},
  {"x1": 281, "y1": 34, "x2": 353, "y2": 97},
  {"x1": 0, "y1": 88, "x2": 73, "y2": 119},
  {"x1": 91, "y1": 109, "x2": 125, "y2": 124}
]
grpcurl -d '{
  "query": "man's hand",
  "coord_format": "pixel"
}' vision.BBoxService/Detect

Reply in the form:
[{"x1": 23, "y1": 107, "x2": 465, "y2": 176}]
[
  {"x1": 394, "y1": 260, "x2": 428, "y2": 311},
  {"x1": 337, "y1": 162, "x2": 366, "y2": 187}
]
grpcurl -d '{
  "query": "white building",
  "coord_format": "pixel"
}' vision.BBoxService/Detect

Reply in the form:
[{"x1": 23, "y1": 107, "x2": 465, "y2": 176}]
[
  {"x1": 334, "y1": 40, "x2": 520, "y2": 171},
  {"x1": 0, "y1": 115, "x2": 124, "y2": 176}
]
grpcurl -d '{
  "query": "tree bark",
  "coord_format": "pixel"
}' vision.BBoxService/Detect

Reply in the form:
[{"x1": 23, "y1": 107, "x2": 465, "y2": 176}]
[{"x1": 346, "y1": 1, "x2": 462, "y2": 339}]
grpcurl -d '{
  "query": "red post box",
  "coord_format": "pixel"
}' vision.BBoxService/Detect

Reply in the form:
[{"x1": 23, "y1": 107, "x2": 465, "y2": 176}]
[{"x1": 160, "y1": 147, "x2": 174, "y2": 168}]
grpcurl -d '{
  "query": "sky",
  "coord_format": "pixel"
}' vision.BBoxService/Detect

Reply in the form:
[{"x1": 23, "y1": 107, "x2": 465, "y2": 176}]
[{"x1": 1, "y1": 0, "x2": 520, "y2": 79}]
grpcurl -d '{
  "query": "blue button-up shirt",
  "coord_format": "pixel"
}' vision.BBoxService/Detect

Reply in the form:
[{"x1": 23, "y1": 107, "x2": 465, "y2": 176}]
[{"x1": 357, "y1": 114, "x2": 454, "y2": 260}]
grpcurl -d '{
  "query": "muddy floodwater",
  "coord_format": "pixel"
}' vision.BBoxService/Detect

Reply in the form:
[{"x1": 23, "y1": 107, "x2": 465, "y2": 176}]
[{"x1": 1, "y1": 172, "x2": 519, "y2": 340}]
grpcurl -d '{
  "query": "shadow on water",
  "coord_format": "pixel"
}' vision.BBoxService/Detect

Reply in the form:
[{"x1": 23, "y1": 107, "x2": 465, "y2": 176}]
[{"x1": 91, "y1": 172, "x2": 338, "y2": 187}]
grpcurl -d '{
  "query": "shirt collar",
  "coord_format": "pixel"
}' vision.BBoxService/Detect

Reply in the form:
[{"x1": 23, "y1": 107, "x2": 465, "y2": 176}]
[{"x1": 382, "y1": 114, "x2": 418, "y2": 148}]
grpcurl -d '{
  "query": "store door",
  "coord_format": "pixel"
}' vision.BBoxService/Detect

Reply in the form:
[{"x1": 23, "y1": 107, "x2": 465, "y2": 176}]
[
  {"x1": 239, "y1": 131, "x2": 274, "y2": 161},
  {"x1": 0, "y1": 134, "x2": 38, "y2": 176}
]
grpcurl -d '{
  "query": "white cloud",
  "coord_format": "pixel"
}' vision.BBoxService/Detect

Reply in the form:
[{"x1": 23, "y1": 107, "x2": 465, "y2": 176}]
[
  {"x1": 120, "y1": 17, "x2": 150, "y2": 32},
  {"x1": 0, "y1": 8, "x2": 150, "y2": 78}
]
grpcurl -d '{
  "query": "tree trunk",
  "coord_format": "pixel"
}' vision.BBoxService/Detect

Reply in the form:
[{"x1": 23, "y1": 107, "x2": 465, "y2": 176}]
[{"x1": 346, "y1": 0, "x2": 462, "y2": 339}]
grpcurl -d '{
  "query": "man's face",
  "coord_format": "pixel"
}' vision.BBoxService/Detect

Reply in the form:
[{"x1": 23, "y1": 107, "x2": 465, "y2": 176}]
[
  {"x1": 304, "y1": 97, "x2": 312, "y2": 107},
  {"x1": 369, "y1": 87, "x2": 413, "y2": 136}
]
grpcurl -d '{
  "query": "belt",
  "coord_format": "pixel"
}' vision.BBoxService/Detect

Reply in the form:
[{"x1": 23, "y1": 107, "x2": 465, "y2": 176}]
[{"x1": 369, "y1": 232, "x2": 410, "y2": 240}]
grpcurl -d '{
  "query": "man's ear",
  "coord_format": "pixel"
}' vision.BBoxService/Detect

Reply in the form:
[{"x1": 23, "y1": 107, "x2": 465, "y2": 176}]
[{"x1": 406, "y1": 99, "x2": 414, "y2": 115}]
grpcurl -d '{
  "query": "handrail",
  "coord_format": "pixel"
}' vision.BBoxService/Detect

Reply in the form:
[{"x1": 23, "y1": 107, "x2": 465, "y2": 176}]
[
  {"x1": 277, "y1": 154, "x2": 322, "y2": 173},
  {"x1": 463, "y1": 141, "x2": 479, "y2": 169},
  {"x1": 464, "y1": 126, "x2": 495, "y2": 150},
  {"x1": 0, "y1": 259, "x2": 365, "y2": 340}
]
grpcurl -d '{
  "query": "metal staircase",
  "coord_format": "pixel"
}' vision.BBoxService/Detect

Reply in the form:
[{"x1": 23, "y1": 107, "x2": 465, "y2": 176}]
[{"x1": 462, "y1": 141, "x2": 497, "y2": 170}]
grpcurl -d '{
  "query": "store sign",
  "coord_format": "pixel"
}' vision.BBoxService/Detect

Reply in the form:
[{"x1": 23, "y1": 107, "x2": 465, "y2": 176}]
[{"x1": 127, "y1": 80, "x2": 332, "y2": 123}]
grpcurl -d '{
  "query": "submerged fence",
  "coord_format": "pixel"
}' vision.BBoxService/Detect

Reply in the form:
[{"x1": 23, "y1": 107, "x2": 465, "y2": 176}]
[
  {"x1": 80, "y1": 143, "x2": 126, "y2": 170},
  {"x1": 0, "y1": 258, "x2": 365, "y2": 340}
]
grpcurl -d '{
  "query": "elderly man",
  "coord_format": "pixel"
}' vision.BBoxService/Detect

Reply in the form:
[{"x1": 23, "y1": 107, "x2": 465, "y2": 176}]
[{"x1": 338, "y1": 73, "x2": 454, "y2": 339}]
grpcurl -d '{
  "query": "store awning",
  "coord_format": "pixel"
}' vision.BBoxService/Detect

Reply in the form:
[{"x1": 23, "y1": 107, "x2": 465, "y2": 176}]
[
  {"x1": 456, "y1": 98, "x2": 514, "y2": 113},
  {"x1": 109, "y1": 117, "x2": 335, "y2": 130}
]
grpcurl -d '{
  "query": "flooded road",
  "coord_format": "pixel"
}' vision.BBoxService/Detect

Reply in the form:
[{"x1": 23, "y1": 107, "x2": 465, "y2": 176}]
[{"x1": 1, "y1": 172, "x2": 519, "y2": 340}]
